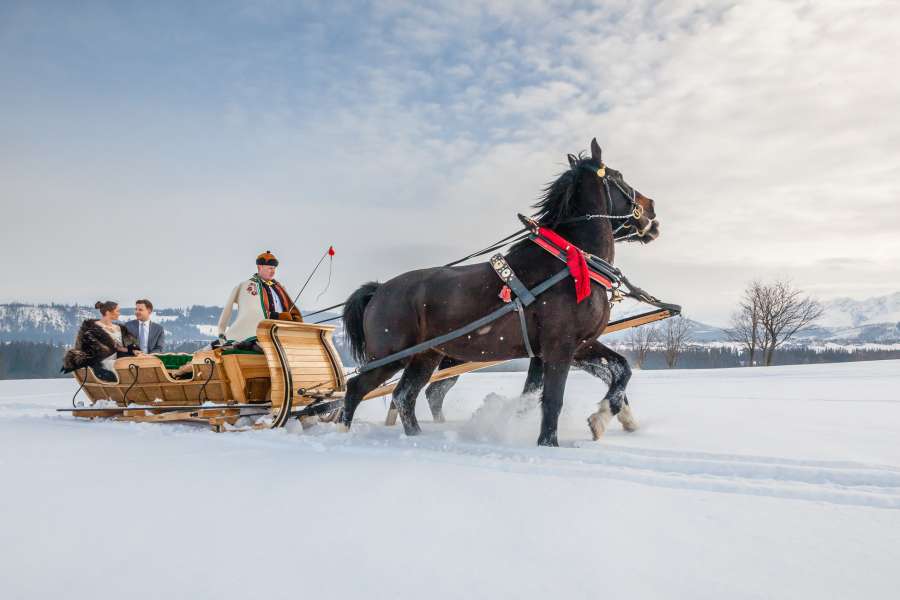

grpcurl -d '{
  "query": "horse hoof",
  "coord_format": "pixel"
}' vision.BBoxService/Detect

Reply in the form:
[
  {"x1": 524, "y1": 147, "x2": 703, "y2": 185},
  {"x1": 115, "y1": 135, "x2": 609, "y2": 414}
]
[
  {"x1": 337, "y1": 422, "x2": 351, "y2": 433},
  {"x1": 620, "y1": 418, "x2": 639, "y2": 432},
  {"x1": 587, "y1": 411, "x2": 612, "y2": 440},
  {"x1": 537, "y1": 434, "x2": 559, "y2": 447},
  {"x1": 403, "y1": 425, "x2": 422, "y2": 436},
  {"x1": 432, "y1": 412, "x2": 446, "y2": 423},
  {"x1": 617, "y1": 406, "x2": 639, "y2": 432}
]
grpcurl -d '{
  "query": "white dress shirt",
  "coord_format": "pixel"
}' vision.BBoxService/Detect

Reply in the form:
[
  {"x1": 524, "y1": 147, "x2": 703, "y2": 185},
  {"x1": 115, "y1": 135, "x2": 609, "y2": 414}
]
[
  {"x1": 270, "y1": 286, "x2": 284, "y2": 314},
  {"x1": 138, "y1": 319, "x2": 151, "y2": 354}
]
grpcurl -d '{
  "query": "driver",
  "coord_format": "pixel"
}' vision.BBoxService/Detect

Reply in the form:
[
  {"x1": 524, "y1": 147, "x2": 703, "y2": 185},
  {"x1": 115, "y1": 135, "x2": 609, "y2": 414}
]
[{"x1": 216, "y1": 250, "x2": 302, "y2": 345}]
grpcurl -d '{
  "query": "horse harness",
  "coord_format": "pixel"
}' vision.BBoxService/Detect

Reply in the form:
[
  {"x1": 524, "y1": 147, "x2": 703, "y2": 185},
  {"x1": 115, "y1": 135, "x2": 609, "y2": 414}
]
[
  {"x1": 490, "y1": 222, "x2": 623, "y2": 358},
  {"x1": 356, "y1": 162, "x2": 675, "y2": 373}
]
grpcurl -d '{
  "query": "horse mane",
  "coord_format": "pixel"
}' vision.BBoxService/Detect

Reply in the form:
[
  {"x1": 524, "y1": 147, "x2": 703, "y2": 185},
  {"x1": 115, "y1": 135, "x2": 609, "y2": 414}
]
[{"x1": 532, "y1": 152, "x2": 593, "y2": 227}]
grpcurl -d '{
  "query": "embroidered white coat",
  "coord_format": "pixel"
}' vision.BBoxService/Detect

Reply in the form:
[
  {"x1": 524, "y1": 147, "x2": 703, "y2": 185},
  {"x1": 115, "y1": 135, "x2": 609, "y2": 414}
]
[{"x1": 217, "y1": 278, "x2": 272, "y2": 341}]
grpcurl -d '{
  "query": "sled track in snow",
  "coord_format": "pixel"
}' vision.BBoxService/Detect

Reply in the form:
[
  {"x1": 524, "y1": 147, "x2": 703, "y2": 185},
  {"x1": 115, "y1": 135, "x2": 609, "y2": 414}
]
[
  {"x1": 27, "y1": 412, "x2": 900, "y2": 510},
  {"x1": 248, "y1": 428, "x2": 900, "y2": 510},
  {"x1": 8, "y1": 385, "x2": 900, "y2": 510},
  {"x1": 143, "y1": 412, "x2": 900, "y2": 511},
  {"x1": 563, "y1": 442, "x2": 900, "y2": 509}
]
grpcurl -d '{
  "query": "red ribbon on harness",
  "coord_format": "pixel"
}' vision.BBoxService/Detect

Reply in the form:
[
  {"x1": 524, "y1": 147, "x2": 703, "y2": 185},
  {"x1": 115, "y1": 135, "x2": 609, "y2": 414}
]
[{"x1": 537, "y1": 227, "x2": 591, "y2": 303}]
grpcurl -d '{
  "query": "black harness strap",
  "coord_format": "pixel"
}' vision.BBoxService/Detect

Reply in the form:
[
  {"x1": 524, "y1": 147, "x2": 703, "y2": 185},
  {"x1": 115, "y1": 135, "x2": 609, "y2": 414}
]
[
  {"x1": 490, "y1": 254, "x2": 535, "y2": 306},
  {"x1": 359, "y1": 267, "x2": 570, "y2": 373},
  {"x1": 514, "y1": 299, "x2": 536, "y2": 357},
  {"x1": 489, "y1": 253, "x2": 536, "y2": 357}
]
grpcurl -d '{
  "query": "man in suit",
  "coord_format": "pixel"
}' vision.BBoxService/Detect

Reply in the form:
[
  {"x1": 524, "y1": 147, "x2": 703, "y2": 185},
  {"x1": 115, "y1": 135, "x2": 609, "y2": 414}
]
[{"x1": 125, "y1": 299, "x2": 165, "y2": 354}]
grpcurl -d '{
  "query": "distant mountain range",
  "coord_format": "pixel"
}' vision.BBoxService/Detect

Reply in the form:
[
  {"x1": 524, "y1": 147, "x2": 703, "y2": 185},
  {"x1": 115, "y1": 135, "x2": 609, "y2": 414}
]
[
  {"x1": 1, "y1": 291, "x2": 898, "y2": 357},
  {"x1": 0, "y1": 303, "x2": 354, "y2": 363},
  {"x1": 590, "y1": 292, "x2": 900, "y2": 346}
]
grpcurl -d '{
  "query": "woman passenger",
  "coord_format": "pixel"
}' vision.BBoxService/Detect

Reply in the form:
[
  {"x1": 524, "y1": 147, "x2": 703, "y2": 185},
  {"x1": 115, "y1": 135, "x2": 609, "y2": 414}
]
[{"x1": 62, "y1": 301, "x2": 142, "y2": 382}]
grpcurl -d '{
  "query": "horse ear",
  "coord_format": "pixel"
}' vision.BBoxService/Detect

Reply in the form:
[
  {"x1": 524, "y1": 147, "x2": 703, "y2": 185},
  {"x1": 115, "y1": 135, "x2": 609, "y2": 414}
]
[
  {"x1": 590, "y1": 138, "x2": 602, "y2": 163},
  {"x1": 567, "y1": 153, "x2": 577, "y2": 169}
]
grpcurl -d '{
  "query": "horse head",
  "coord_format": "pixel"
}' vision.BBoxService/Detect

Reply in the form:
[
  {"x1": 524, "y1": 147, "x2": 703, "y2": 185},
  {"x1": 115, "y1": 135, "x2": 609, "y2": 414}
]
[{"x1": 570, "y1": 139, "x2": 660, "y2": 244}]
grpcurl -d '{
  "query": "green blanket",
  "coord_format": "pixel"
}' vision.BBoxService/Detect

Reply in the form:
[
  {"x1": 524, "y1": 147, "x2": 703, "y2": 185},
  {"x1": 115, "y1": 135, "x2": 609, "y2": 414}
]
[{"x1": 154, "y1": 354, "x2": 194, "y2": 370}]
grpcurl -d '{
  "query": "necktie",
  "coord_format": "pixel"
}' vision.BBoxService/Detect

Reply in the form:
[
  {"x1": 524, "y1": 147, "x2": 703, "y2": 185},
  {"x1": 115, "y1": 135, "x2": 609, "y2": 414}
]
[{"x1": 140, "y1": 322, "x2": 148, "y2": 353}]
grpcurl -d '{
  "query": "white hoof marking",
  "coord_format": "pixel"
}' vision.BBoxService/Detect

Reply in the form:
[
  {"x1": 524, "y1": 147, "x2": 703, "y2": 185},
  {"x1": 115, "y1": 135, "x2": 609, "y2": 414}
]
[
  {"x1": 588, "y1": 404, "x2": 614, "y2": 440},
  {"x1": 617, "y1": 404, "x2": 639, "y2": 432}
]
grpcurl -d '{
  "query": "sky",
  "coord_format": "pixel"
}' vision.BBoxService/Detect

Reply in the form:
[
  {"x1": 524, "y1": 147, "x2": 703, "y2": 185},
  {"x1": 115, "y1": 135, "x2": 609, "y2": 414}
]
[{"x1": 1, "y1": 0, "x2": 898, "y2": 326}]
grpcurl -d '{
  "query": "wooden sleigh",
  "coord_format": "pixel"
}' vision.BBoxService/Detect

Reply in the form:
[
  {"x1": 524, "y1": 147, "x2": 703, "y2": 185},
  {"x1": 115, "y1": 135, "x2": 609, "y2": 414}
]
[{"x1": 59, "y1": 306, "x2": 677, "y2": 431}]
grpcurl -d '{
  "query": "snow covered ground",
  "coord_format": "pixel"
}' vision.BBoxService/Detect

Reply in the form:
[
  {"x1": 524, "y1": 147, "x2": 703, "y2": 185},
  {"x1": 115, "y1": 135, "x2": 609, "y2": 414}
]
[{"x1": 2, "y1": 361, "x2": 899, "y2": 599}]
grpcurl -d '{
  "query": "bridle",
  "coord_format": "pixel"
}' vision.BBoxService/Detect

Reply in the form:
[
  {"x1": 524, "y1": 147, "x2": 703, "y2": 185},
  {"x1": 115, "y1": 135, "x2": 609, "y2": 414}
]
[{"x1": 558, "y1": 162, "x2": 651, "y2": 239}]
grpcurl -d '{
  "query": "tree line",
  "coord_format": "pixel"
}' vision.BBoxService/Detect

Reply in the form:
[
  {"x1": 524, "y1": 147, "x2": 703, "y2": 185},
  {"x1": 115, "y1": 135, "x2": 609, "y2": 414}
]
[
  {"x1": 625, "y1": 279, "x2": 835, "y2": 368},
  {"x1": 619, "y1": 345, "x2": 900, "y2": 369},
  {"x1": 0, "y1": 342, "x2": 69, "y2": 380}
]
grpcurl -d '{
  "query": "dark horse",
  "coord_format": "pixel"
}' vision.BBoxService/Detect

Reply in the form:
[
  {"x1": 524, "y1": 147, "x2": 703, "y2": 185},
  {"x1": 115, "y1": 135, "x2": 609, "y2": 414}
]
[
  {"x1": 342, "y1": 139, "x2": 657, "y2": 446},
  {"x1": 419, "y1": 170, "x2": 660, "y2": 427}
]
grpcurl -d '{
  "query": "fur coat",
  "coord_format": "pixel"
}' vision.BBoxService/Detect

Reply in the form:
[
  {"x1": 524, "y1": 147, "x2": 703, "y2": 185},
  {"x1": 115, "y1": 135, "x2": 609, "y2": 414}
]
[{"x1": 61, "y1": 319, "x2": 140, "y2": 373}]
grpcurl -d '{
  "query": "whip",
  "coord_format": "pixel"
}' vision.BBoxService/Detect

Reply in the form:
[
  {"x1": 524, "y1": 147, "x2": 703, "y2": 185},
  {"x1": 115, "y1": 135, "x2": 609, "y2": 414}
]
[{"x1": 285, "y1": 246, "x2": 335, "y2": 316}]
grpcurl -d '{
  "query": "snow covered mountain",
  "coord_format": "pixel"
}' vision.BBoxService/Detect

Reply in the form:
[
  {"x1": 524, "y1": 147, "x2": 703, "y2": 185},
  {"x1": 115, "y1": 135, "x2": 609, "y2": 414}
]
[
  {"x1": 0, "y1": 303, "x2": 353, "y2": 361},
  {"x1": 601, "y1": 292, "x2": 900, "y2": 345},
  {"x1": 0, "y1": 304, "x2": 225, "y2": 347},
  {"x1": 818, "y1": 292, "x2": 900, "y2": 328}
]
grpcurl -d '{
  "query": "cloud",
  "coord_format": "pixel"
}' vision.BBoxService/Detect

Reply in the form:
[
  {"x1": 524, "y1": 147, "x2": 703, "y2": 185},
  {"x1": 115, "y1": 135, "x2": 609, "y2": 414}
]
[{"x1": 1, "y1": 0, "x2": 898, "y2": 322}]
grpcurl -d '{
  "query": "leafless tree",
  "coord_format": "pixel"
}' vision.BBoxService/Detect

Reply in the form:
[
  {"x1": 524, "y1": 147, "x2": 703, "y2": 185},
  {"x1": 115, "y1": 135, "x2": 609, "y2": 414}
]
[
  {"x1": 725, "y1": 281, "x2": 763, "y2": 366},
  {"x1": 756, "y1": 280, "x2": 824, "y2": 366},
  {"x1": 662, "y1": 316, "x2": 693, "y2": 368},
  {"x1": 728, "y1": 280, "x2": 823, "y2": 367},
  {"x1": 628, "y1": 324, "x2": 658, "y2": 368}
]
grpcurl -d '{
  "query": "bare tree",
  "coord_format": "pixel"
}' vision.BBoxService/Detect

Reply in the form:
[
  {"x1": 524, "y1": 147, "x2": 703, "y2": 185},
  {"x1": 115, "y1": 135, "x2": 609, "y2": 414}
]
[
  {"x1": 755, "y1": 280, "x2": 824, "y2": 366},
  {"x1": 725, "y1": 281, "x2": 762, "y2": 366},
  {"x1": 628, "y1": 324, "x2": 658, "y2": 368},
  {"x1": 662, "y1": 316, "x2": 693, "y2": 368}
]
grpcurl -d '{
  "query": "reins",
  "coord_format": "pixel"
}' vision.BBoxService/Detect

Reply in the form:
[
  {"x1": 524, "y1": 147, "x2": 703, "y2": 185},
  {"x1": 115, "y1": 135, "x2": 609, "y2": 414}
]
[{"x1": 307, "y1": 161, "x2": 647, "y2": 324}]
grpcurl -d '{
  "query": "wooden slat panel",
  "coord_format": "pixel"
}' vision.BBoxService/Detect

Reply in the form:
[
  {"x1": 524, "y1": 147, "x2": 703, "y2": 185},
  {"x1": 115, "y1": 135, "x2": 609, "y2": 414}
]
[
  {"x1": 272, "y1": 330, "x2": 324, "y2": 342},
  {"x1": 231, "y1": 366, "x2": 271, "y2": 379},
  {"x1": 291, "y1": 373, "x2": 336, "y2": 383},
  {"x1": 282, "y1": 347, "x2": 329, "y2": 358},
  {"x1": 282, "y1": 347, "x2": 329, "y2": 356},
  {"x1": 290, "y1": 379, "x2": 335, "y2": 387},
  {"x1": 277, "y1": 346, "x2": 330, "y2": 356},
  {"x1": 288, "y1": 365, "x2": 334, "y2": 374}
]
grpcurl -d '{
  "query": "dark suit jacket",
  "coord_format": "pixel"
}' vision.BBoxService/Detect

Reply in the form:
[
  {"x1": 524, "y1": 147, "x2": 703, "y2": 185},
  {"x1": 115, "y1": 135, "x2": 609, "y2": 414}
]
[{"x1": 125, "y1": 320, "x2": 165, "y2": 353}]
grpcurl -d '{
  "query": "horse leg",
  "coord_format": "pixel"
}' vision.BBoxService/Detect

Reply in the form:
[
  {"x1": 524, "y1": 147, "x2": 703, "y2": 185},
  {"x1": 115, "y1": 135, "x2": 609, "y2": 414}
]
[
  {"x1": 537, "y1": 358, "x2": 572, "y2": 447},
  {"x1": 385, "y1": 401, "x2": 399, "y2": 426},
  {"x1": 574, "y1": 341, "x2": 637, "y2": 440},
  {"x1": 424, "y1": 377, "x2": 457, "y2": 422},
  {"x1": 423, "y1": 356, "x2": 463, "y2": 422},
  {"x1": 392, "y1": 351, "x2": 443, "y2": 436},
  {"x1": 522, "y1": 357, "x2": 544, "y2": 395},
  {"x1": 342, "y1": 363, "x2": 403, "y2": 430}
]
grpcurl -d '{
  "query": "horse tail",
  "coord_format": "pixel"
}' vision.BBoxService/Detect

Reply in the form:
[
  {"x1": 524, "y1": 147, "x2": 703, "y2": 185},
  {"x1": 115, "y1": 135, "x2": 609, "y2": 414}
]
[{"x1": 343, "y1": 281, "x2": 380, "y2": 365}]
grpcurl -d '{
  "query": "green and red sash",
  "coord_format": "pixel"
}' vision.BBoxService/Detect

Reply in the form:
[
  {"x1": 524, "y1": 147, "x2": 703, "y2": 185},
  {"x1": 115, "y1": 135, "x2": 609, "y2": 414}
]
[{"x1": 251, "y1": 275, "x2": 293, "y2": 318}]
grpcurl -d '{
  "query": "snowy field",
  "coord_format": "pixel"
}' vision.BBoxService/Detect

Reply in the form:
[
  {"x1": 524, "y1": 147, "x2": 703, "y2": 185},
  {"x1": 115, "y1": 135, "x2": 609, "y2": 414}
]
[{"x1": 2, "y1": 361, "x2": 899, "y2": 599}]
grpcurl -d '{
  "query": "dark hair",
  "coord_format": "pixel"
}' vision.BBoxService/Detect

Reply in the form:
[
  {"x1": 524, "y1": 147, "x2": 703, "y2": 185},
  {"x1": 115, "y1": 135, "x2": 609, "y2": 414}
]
[
  {"x1": 135, "y1": 298, "x2": 154, "y2": 312},
  {"x1": 94, "y1": 300, "x2": 118, "y2": 315}
]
